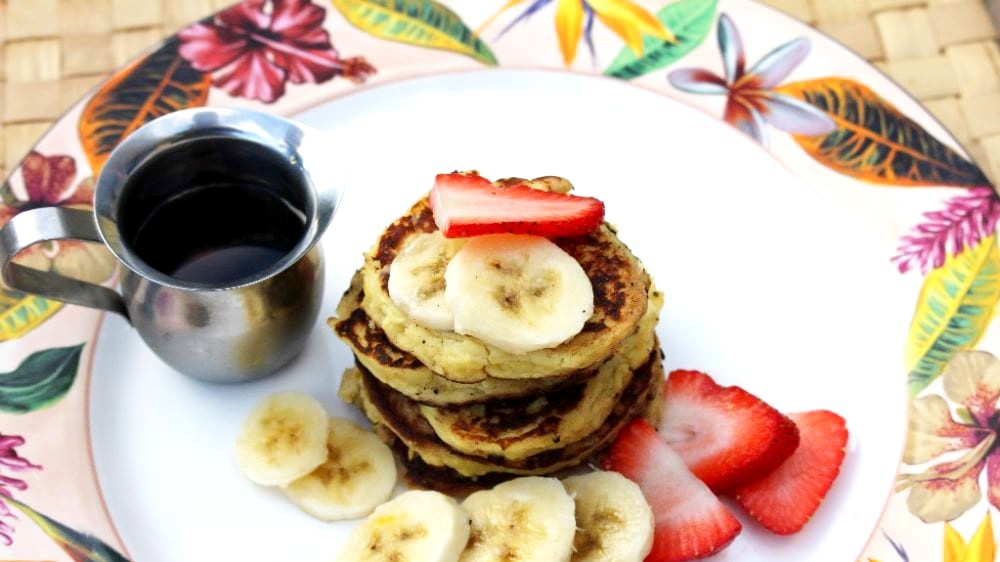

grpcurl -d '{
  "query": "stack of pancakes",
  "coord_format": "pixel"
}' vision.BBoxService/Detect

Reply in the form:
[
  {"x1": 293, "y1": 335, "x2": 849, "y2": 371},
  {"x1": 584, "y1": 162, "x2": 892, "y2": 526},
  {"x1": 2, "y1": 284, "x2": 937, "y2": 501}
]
[{"x1": 332, "y1": 191, "x2": 664, "y2": 491}]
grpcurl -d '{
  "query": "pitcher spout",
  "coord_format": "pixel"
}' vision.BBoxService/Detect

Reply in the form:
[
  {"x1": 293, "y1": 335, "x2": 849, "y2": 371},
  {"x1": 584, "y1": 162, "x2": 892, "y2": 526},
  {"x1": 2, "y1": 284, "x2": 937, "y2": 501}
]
[{"x1": 289, "y1": 120, "x2": 342, "y2": 250}]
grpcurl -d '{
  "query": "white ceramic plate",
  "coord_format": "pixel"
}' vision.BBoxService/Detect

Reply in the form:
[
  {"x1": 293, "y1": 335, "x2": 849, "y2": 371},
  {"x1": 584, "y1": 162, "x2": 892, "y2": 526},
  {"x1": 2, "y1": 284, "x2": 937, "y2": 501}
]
[{"x1": 89, "y1": 70, "x2": 909, "y2": 561}]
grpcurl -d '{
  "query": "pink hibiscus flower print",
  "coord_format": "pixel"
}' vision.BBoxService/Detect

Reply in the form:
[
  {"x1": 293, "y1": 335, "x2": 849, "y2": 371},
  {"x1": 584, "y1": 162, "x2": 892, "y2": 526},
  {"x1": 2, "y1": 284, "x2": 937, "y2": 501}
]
[
  {"x1": 898, "y1": 350, "x2": 1000, "y2": 522},
  {"x1": 0, "y1": 433, "x2": 41, "y2": 545},
  {"x1": 1, "y1": 152, "x2": 116, "y2": 287},
  {"x1": 178, "y1": 0, "x2": 375, "y2": 104},
  {"x1": 667, "y1": 13, "x2": 834, "y2": 148}
]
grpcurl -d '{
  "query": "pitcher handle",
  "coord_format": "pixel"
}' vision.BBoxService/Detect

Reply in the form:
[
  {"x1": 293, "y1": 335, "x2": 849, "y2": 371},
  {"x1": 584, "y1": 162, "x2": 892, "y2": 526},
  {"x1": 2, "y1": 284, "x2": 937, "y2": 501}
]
[{"x1": 0, "y1": 207, "x2": 130, "y2": 321}]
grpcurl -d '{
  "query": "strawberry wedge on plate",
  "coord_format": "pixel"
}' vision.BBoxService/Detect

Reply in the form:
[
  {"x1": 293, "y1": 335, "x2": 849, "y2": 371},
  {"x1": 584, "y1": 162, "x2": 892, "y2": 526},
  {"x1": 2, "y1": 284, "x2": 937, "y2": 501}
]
[
  {"x1": 605, "y1": 419, "x2": 742, "y2": 562},
  {"x1": 429, "y1": 172, "x2": 604, "y2": 238},
  {"x1": 657, "y1": 370, "x2": 800, "y2": 492},
  {"x1": 734, "y1": 410, "x2": 849, "y2": 535}
]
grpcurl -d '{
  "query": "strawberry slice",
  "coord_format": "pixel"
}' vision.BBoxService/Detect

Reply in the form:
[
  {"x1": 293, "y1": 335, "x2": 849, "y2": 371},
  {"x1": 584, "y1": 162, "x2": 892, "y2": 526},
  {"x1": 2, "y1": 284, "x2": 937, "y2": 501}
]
[
  {"x1": 658, "y1": 370, "x2": 800, "y2": 492},
  {"x1": 605, "y1": 419, "x2": 741, "y2": 562},
  {"x1": 733, "y1": 410, "x2": 848, "y2": 535},
  {"x1": 428, "y1": 172, "x2": 605, "y2": 238}
]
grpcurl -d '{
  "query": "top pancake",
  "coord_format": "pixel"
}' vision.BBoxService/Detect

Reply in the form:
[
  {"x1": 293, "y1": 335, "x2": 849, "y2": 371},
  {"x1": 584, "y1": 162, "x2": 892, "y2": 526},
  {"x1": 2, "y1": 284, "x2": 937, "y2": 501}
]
[
  {"x1": 332, "y1": 271, "x2": 593, "y2": 406},
  {"x1": 361, "y1": 195, "x2": 650, "y2": 382}
]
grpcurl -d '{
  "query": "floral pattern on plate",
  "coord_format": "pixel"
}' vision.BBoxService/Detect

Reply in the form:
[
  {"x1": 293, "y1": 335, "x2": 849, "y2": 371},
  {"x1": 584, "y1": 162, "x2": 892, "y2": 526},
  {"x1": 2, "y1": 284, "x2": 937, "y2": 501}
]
[{"x1": 178, "y1": 0, "x2": 375, "y2": 103}]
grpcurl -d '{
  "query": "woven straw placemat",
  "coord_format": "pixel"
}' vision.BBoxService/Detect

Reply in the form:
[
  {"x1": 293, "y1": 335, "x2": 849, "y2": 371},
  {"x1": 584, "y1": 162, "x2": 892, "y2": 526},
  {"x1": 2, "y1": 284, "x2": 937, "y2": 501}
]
[{"x1": 1, "y1": 0, "x2": 999, "y2": 184}]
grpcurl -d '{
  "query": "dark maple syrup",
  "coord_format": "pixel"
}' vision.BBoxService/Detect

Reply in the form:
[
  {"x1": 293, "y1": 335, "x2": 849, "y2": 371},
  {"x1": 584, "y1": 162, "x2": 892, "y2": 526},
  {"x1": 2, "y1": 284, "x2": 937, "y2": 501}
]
[
  {"x1": 130, "y1": 184, "x2": 305, "y2": 285},
  {"x1": 120, "y1": 137, "x2": 309, "y2": 286}
]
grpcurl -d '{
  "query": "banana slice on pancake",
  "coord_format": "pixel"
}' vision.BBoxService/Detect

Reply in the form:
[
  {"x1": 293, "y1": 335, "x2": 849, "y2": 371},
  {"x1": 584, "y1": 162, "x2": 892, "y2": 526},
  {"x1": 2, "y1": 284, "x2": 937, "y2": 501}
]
[
  {"x1": 445, "y1": 234, "x2": 594, "y2": 354},
  {"x1": 387, "y1": 231, "x2": 466, "y2": 331}
]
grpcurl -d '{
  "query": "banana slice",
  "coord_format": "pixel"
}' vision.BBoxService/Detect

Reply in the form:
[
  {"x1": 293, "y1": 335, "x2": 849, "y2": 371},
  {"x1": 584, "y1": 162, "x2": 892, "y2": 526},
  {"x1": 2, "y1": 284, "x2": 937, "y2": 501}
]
[
  {"x1": 444, "y1": 234, "x2": 593, "y2": 354},
  {"x1": 388, "y1": 231, "x2": 466, "y2": 331},
  {"x1": 337, "y1": 490, "x2": 470, "y2": 562},
  {"x1": 283, "y1": 417, "x2": 396, "y2": 521},
  {"x1": 459, "y1": 476, "x2": 576, "y2": 562},
  {"x1": 495, "y1": 176, "x2": 574, "y2": 194},
  {"x1": 525, "y1": 176, "x2": 573, "y2": 194},
  {"x1": 235, "y1": 391, "x2": 329, "y2": 486},
  {"x1": 562, "y1": 471, "x2": 654, "y2": 562}
]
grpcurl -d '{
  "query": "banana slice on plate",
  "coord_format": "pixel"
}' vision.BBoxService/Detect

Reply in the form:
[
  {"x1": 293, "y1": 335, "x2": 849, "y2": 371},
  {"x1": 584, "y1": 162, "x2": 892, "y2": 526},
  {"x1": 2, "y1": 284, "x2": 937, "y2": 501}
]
[
  {"x1": 459, "y1": 476, "x2": 576, "y2": 562},
  {"x1": 235, "y1": 391, "x2": 329, "y2": 486},
  {"x1": 562, "y1": 471, "x2": 654, "y2": 562},
  {"x1": 388, "y1": 231, "x2": 466, "y2": 331},
  {"x1": 338, "y1": 490, "x2": 470, "y2": 562},
  {"x1": 283, "y1": 417, "x2": 396, "y2": 521},
  {"x1": 444, "y1": 234, "x2": 594, "y2": 354}
]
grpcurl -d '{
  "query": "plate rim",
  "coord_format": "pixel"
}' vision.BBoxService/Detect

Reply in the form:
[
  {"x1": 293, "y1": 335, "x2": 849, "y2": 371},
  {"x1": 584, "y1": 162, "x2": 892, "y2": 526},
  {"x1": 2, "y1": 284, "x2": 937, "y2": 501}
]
[{"x1": 0, "y1": 0, "x2": 992, "y2": 559}]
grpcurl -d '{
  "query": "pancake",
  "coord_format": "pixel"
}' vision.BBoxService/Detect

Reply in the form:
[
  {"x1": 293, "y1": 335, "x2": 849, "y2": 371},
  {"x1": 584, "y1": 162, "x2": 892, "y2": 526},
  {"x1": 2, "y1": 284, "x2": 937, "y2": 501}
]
[
  {"x1": 418, "y1": 288, "x2": 661, "y2": 460},
  {"x1": 338, "y1": 345, "x2": 663, "y2": 478},
  {"x1": 400, "y1": 360, "x2": 665, "y2": 495},
  {"x1": 644, "y1": 349, "x2": 666, "y2": 427},
  {"x1": 361, "y1": 193, "x2": 650, "y2": 382},
  {"x1": 331, "y1": 272, "x2": 588, "y2": 405}
]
